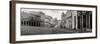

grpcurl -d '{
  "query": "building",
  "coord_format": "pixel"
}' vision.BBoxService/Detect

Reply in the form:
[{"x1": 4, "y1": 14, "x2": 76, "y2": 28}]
[
  {"x1": 61, "y1": 10, "x2": 92, "y2": 32},
  {"x1": 77, "y1": 11, "x2": 92, "y2": 32},
  {"x1": 21, "y1": 11, "x2": 53, "y2": 27},
  {"x1": 61, "y1": 10, "x2": 77, "y2": 29}
]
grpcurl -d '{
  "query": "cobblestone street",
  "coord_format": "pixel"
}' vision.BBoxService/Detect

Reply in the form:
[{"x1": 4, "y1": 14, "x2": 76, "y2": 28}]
[{"x1": 21, "y1": 26, "x2": 91, "y2": 35}]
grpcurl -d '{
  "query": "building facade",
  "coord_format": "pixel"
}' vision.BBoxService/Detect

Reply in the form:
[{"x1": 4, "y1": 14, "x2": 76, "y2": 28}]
[
  {"x1": 77, "y1": 11, "x2": 92, "y2": 32},
  {"x1": 61, "y1": 10, "x2": 92, "y2": 32},
  {"x1": 21, "y1": 11, "x2": 53, "y2": 27},
  {"x1": 61, "y1": 10, "x2": 78, "y2": 29}
]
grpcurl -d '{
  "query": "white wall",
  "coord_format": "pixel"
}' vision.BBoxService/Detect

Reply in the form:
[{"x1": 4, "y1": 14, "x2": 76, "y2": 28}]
[{"x1": 0, "y1": 0, "x2": 99, "y2": 44}]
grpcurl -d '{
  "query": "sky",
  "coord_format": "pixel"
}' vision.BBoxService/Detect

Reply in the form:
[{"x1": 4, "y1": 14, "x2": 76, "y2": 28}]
[{"x1": 21, "y1": 8, "x2": 68, "y2": 20}]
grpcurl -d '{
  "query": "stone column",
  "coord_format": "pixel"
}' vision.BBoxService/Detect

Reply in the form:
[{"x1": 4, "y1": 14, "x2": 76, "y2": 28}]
[
  {"x1": 86, "y1": 13, "x2": 87, "y2": 30},
  {"x1": 76, "y1": 16, "x2": 77, "y2": 30}
]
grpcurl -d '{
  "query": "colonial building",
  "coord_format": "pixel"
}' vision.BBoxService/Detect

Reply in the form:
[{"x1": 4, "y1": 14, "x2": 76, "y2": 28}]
[
  {"x1": 21, "y1": 11, "x2": 53, "y2": 27},
  {"x1": 61, "y1": 10, "x2": 92, "y2": 32},
  {"x1": 77, "y1": 11, "x2": 92, "y2": 32},
  {"x1": 61, "y1": 10, "x2": 77, "y2": 29}
]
